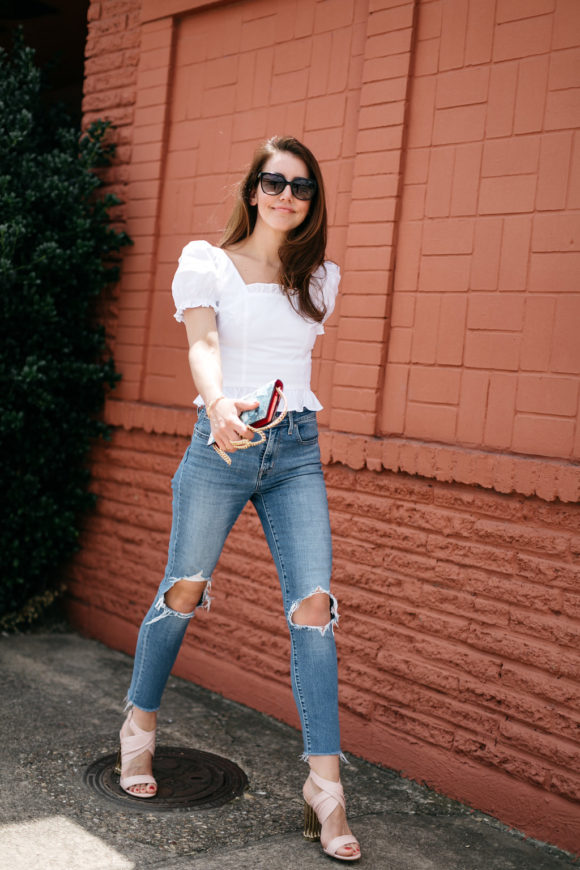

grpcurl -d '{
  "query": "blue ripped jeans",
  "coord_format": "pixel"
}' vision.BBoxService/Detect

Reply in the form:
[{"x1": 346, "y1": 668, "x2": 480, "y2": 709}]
[{"x1": 127, "y1": 408, "x2": 341, "y2": 758}]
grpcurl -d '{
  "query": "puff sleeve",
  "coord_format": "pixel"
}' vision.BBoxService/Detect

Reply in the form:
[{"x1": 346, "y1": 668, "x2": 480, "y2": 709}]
[{"x1": 171, "y1": 240, "x2": 220, "y2": 323}]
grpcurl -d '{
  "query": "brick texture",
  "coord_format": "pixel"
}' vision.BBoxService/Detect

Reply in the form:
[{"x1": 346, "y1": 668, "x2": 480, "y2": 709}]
[{"x1": 383, "y1": 0, "x2": 580, "y2": 464}]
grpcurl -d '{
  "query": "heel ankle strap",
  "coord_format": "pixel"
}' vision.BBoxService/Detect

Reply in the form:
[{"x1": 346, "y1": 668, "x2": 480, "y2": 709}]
[
  {"x1": 309, "y1": 770, "x2": 345, "y2": 802},
  {"x1": 125, "y1": 710, "x2": 153, "y2": 738},
  {"x1": 120, "y1": 714, "x2": 156, "y2": 765},
  {"x1": 307, "y1": 771, "x2": 346, "y2": 823}
]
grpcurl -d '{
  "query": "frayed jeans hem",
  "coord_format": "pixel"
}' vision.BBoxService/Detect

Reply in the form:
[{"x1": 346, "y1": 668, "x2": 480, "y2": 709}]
[
  {"x1": 300, "y1": 751, "x2": 350, "y2": 764},
  {"x1": 123, "y1": 695, "x2": 161, "y2": 714}
]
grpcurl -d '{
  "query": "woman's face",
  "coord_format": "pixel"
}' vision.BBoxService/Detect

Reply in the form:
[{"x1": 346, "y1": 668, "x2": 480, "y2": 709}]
[{"x1": 250, "y1": 150, "x2": 312, "y2": 235}]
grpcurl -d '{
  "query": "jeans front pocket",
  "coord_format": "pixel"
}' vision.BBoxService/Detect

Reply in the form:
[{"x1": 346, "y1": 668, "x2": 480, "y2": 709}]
[
  {"x1": 295, "y1": 415, "x2": 319, "y2": 445},
  {"x1": 193, "y1": 408, "x2": 212, "y2": 443}
]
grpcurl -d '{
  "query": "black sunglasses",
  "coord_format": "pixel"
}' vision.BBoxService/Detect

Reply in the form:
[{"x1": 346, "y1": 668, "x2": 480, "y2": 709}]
[{"x1": 257, "y1": 171, "x2": 317, "y2": 201}]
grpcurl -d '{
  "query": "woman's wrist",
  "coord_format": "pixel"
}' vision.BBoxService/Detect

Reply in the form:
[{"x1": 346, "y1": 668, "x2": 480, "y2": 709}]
[{"x1": 206, "y1": 394, "x2": 226, "y2": 417}]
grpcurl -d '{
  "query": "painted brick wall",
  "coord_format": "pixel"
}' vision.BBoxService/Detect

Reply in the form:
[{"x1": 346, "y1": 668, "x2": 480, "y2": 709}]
[
  {"x1": 85, "y1": 0, "x2": 580, "y2": 501},
  {"x1": 72, "y1": 0, "x2": 580, "y2": 852},
  {"x1": 83, "y1": 0, "x2": 141, "y2": 206},
  {"x1": 384, "y1": 0, "x2": 580, "y2": 461}
]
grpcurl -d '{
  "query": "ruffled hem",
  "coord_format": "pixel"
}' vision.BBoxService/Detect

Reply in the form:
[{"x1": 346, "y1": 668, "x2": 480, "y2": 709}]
[
  {"x1": 174, "y1": 299, "x2": 219, "y2": 323},
  {"x1": 194, "y1": 385, "x2": 323, "y2": 412}
]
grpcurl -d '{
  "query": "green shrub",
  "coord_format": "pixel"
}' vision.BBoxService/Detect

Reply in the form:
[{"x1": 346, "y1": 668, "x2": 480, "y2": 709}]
[{"x1": 0, "y1": 31, "x2": 131, "y2": 627}]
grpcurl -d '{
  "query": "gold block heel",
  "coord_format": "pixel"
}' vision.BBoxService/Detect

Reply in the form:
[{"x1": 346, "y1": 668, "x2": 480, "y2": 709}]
[
  {"x1": 113, "y1": 747, "x2": 122, "y2": 776},
  {"x1": 303, "y1": 799, "x2": 321, "y2": 840}
]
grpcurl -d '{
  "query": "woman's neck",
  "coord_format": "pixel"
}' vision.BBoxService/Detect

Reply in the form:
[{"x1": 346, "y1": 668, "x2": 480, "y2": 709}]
[
  {"x1": 239, "y1": 220, "x2": 284, "y2": 268},
  {"x1": 223, "y1": 222, "x2": 286, "y2": 285}
]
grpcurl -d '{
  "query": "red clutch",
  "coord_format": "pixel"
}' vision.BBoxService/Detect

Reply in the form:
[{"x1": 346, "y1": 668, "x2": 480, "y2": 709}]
[{"x1": 239, "y1": 379, "x2": 284, "y2": 429}]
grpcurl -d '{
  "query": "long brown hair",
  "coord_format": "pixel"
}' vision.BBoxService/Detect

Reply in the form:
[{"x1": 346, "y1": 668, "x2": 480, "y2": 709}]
[{"x1": 220, "y1": 136, "x2": 328, "y2": 322}]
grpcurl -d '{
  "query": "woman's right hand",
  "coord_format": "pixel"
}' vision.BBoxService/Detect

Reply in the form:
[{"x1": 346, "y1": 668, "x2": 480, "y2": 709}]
[{"x1": 207, "y1": 397, "x2": 259, "y2": 453}]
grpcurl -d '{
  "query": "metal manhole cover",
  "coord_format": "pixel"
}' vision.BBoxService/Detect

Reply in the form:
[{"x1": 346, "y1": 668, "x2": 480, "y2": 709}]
[{"x1": 84, "y1": 746, "x2": 248, "y2": 812}]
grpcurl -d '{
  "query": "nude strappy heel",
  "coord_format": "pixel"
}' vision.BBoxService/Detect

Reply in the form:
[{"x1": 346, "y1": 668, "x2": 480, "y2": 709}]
[
  {"x1": 114, "y1": 709, "x2": 157, "y2": 798},
  {"x1": 303, "y1": 770, "x2": 361, "y2": 861}
]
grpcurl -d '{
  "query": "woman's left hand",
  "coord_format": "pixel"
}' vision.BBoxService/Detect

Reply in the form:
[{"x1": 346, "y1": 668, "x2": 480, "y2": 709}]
[{"x1": 208, "y1": 397, "x2": 259, "y2": 452}]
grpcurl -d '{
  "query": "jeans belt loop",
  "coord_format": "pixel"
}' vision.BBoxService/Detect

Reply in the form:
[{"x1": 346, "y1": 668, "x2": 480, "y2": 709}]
[{"x1": 287, "y1": 411, "x2": 294, "y2": 435}]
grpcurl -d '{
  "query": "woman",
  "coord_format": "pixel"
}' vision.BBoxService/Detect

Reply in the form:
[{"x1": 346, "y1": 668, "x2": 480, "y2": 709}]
[{"x1": 118, "y1": 136, "x2": 361, "y2": 862}]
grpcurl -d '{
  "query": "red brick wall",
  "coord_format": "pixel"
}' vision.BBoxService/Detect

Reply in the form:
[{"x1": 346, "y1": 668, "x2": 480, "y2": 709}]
[
  {"x1": 384, "y1": 0, "x2": 580, "y2": 461},
  {"x1": 71, "y1": 0, "x2": 580, "y2": 852}
]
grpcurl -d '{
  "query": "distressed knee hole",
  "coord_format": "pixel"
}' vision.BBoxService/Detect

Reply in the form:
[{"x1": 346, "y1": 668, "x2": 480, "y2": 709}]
[
  {"x1": 288, "y1": 587, "x2": 339, "y2": 636},
  {"x1": 145, "y1": 572, "x2": 212, "y2": 625},
  {"x1": 292, "y1": 592, "x2": 331, "y2": 626}
]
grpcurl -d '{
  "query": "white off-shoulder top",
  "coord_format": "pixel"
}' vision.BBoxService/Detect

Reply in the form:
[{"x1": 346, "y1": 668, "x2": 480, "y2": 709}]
[{"x1": 172, "y1": 240, "x2": 340, "y2": 411}]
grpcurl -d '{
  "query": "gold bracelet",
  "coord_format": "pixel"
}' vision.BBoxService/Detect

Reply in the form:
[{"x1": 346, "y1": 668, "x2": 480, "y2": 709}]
[{"x1": 206, "y1": 394, "x2": 225, "y2": 417}]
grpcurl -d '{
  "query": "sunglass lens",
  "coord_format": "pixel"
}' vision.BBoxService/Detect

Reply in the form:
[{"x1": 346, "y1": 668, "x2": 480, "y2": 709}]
[
  {"x1": 261, "y1": 174, "x2": 285, "y2": 195},
  {"x1": 292, "y1": 180, "x2": 316, "y2": 200}
]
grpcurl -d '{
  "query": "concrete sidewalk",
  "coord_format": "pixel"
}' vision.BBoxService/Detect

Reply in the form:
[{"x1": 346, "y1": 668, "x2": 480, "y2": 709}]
[{"x1": 0, "y1": 630, "x2": 576, "y2": 870}]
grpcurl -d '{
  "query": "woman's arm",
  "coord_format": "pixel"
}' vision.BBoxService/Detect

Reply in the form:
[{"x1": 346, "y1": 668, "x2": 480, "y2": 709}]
[
  {"x1": 183, "y1": 307, "x2": 222, "y2": 406},
  {"x1": 182, "y1": 307, "x2": 257, "y2": 451}
]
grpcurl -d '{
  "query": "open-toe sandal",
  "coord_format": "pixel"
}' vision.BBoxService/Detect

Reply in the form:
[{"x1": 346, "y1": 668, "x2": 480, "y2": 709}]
[
  {"x1": 114, "y1": 709, "x2": 157, "y2": 798},
  {"x1": 303, "y1": 770, "x2": 361, "y2": 862}
]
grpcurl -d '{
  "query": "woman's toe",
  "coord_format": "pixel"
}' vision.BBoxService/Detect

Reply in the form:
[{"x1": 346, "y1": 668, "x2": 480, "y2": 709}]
[{"x1": 338, "y1": 841, "x2": 359, "y2": 857}]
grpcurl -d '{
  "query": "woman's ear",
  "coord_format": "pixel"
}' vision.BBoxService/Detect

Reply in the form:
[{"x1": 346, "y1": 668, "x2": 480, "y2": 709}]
[{"x1": 248, "y1": 187, "x2": 257, "y2": 206}]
